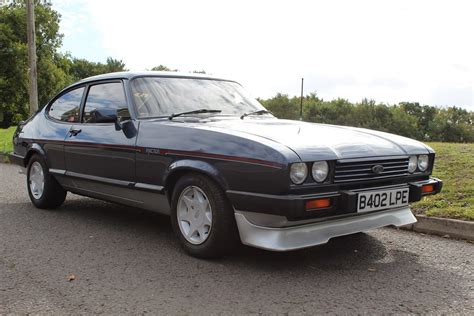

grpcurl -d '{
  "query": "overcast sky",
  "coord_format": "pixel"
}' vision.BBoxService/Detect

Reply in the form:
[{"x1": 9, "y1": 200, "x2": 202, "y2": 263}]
[{"x1": 52, "y1": 0, "x2": 473, "y2": 110}]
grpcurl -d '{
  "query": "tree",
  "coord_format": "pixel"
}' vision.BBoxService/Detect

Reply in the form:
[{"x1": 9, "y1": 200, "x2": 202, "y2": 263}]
[
  {"x1": 259, "y1": 93, "x2": 473, "y2": 143},
  {"x1": 150, "y1": 65, "x2": 178, "y2": 72},
  {"x1": 0, "y1": 0, "x2": 67, "y2": 125},
  {"x1": 430, "y1": 107, "x2": 474, "y2": 142},
  {"x1": 259, "y1": 93, "x2": 299, "y2": 120},
  {"x1": 104, "y1": 57, "x2": 126, "y2": 73},
  {"x1": 66, "y1": 56, "x2": 127, "y2": 82},
  {"x1": 0, "y1": 1, "x2": 127, "y2": 126}
]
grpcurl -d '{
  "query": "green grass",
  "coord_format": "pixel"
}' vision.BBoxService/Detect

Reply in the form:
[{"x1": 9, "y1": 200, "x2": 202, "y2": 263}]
[
  {"x1": 412, "y1": 142, "x2": 474, "y2": 221},
  {"x1": 0, "y1": 126, "x2": 16, "y2": 154}
]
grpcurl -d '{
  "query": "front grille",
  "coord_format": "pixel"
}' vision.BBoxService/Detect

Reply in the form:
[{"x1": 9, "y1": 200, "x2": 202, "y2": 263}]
[{"x1": 334, "y1": 157, "x2": 409, "y2": 183}]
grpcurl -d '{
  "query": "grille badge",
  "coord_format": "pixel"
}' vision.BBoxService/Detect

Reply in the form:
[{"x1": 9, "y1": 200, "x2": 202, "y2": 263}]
[{"x1": 372, "y1": 165, "x2": 384, "y2": 174}]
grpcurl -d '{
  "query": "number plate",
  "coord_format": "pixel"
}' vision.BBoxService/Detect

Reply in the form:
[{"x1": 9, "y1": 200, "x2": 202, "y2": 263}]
[{"x1": 357, "y1": 187, "x2": 409, "y2": 213}]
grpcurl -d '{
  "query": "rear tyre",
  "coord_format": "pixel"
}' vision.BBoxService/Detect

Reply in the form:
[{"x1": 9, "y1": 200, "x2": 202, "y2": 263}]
[
  {"x1": 170, "y1": 173, "x2": 239, "y2": 259},
  {"x1": 27, "y1": 154, "x2": 67, "y2": 209}
]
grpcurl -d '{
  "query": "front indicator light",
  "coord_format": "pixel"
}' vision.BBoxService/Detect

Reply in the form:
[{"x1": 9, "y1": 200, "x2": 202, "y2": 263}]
[
  {"x1": 422, "y1": 184, "x2": 434, "y2": 193},
  {"x1": 306, "y1": 198, "x2": 331, "y2": 210}
]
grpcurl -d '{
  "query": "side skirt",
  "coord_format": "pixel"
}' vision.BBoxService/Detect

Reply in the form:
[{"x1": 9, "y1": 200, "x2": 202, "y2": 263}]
[{"x1": 51, "y1": 170, "x2": 170, "y2": 215}]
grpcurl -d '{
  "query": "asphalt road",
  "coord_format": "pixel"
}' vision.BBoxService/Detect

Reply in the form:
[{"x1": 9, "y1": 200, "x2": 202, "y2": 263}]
[{"x1": 1, "y1": 162, "x2": 473, "y2": 315}]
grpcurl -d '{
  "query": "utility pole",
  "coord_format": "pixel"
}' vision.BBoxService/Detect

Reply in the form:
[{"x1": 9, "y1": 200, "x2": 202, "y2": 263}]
[
  {"x1": 26, "y1": 0, "x2": 38, "y2": 115},
  {"x1": 299, "y1": 78, "x2": 304, "y2": 121}
]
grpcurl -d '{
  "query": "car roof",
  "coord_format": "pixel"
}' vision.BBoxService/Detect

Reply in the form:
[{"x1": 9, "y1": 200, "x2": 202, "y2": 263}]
[
  {"x1": 50, "y1": 71, "x2": 240, "y2": 106},
  {"x1": 75, "y1": 71, "x2": 234, "y2": 85}
]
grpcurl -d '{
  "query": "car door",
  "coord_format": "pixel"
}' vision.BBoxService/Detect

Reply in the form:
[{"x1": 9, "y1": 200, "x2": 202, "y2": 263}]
[
  {"x1": 63, "y1": 80, "x2": 139, "y2": 201},
  {"x1": 43, "y1": 86, "x2": 86, "y2": 172}
]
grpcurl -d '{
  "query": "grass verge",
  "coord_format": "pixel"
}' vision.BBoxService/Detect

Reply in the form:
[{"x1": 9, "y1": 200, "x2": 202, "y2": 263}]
[
  {"x1": 413, "y1": 142, "x2": 473, "y2": 221},
  {"x1": 0, "y1": 126, "x2": 16, "y2": 154}
]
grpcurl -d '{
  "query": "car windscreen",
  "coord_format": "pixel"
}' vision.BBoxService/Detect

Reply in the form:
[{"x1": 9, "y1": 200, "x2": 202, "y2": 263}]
[{"x1": 130, "y1": 77, "x2": 266, "y2": 118}]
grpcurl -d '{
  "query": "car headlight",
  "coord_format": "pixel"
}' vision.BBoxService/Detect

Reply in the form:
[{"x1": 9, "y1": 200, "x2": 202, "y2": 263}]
[
  {"x1": 290, "y1": 162, "x2": 308, "y2": 184},
  {"x1": 312, "y1": 161, "x2": 329, "y2": 183},
  {"x1": 418, "y1": 155, "x2": 429, "y2": 172},
  {"x1": 408, "y1": 155, "x2": 418, "y2": 173}
]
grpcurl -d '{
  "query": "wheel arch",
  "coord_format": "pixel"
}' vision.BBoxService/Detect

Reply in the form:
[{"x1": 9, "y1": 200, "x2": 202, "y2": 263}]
[
  {"x1": 24, "y1": 143, "x2": 48, "y2": 167},
  {"x1": 163, "y1": 159, "x2": 229, "y2": 202}
]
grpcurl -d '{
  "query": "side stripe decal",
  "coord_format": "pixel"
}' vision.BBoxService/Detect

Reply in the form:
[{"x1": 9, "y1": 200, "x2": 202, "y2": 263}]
[{"x1": 25, "y1": 138, "x2": 284, "y2": 169}]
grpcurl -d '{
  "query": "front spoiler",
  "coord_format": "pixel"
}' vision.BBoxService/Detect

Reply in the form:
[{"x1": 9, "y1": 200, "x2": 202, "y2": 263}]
[{"x1": 235, "y1": 206, "x2": 416, "y2": 251}]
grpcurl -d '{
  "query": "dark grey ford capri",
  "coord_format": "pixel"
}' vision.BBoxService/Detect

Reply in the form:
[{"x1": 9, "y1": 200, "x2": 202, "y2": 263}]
[{"x1": 10, "y1": 71, "x2": 443, "y2": 258}]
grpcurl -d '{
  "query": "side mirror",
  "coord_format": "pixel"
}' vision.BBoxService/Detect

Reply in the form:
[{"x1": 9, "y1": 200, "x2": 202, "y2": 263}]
[
  {"x1": 89, "y1": 108, "x2": 135, "y2": 137},
  {"x1": 113, "y1": 107, "x2": 132, "y2": 132},
  {"x1": 120, "y1": 120, "x2": 137, "y2": 138}
]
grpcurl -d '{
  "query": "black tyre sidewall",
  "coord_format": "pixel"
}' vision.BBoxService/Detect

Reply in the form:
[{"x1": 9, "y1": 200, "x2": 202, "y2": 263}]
[
  {"x1": 27, "y1": 154, "x2": 66, "y2": 209},
  {"x1": 170, "y1": 173, "x2": 238, "y2": 258}
]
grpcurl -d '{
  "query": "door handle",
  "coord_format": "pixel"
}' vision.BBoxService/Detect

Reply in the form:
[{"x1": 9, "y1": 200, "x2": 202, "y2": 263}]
[{"x1": 69, "y1": 128, "x2": 82, "y2": 136}]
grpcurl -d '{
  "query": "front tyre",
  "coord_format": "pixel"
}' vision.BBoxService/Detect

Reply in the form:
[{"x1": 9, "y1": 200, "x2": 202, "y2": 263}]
[
  {"x1": 27, "y1": 154, "x2": 67, "y2": 209},
  {"x1": 170, "y1": 173, "x2": 239, "y2": 258}
]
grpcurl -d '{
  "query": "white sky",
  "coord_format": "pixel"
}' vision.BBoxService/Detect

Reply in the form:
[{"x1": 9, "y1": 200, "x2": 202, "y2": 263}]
[{"x1": 54, "y1": 0, "x2": 473, "y2": 109}]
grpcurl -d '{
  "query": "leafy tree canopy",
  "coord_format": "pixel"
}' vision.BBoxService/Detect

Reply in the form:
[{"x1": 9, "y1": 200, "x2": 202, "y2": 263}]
[
  {"x1": 150, "y1": 65, "x2": 178, "y2": 72},
  {"x1": 260, "y1": 93, "x2": 473, "y2": 143},
  {"x1": 0, "y1": 1, "x2": 126, "y2": 126}
]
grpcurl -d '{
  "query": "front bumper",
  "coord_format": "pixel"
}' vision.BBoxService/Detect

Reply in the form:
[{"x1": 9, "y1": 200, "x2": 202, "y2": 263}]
[
  {"x1": 235, "y1": 206, "x2": 416, "y2": 251},
  {"x1": 227, "y1": 177, "x2": 442, "y2": 221},
  {"x1": 229, "y1": 177, "x2": 442, "y2": 251}
]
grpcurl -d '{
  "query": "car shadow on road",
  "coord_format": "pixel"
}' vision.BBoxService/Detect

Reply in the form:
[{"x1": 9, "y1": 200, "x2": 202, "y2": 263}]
[
  {"x1": 3, "y1": 195, "x2": 455, "y2": 276},
  {"x1": 24, "y1": 195, "x2": 399, "y2": 267},
  {"x1": 56, "y1": 195, "x2": 404, "y2": 271},
  {"x1": 229, "y1": 232, "x2": 391, "y2": 270}
]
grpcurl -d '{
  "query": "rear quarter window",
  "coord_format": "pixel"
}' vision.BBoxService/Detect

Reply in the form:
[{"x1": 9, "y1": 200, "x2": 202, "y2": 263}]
[{"x1": 48, "y1": 87, "x2": 85, "y2": 122}]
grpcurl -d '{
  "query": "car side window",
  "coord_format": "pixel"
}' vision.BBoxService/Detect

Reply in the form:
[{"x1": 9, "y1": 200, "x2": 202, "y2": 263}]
[
  {"x1": 83, "y1": 82, "x2": 130, "y2": 123},
  {"x1": 48, "y1": 87, "x2": 85, "y2": 122}
]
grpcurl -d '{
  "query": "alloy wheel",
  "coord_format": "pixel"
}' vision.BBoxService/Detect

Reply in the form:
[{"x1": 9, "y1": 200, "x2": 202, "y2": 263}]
[
  {"x1": 176, "y1": 186, "x2": 213, "y2": 245},
  {"x1": 29, "y1": 161, "x2": 45, "y2": 199}
]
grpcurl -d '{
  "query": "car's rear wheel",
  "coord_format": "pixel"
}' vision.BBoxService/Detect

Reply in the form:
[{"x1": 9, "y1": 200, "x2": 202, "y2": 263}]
[
  {"x1": 27, "y1": 154, "x2": 67, "y2": 209},
  {"x1": 170, "y1": 173, "x2": 239, "y2": 258}
]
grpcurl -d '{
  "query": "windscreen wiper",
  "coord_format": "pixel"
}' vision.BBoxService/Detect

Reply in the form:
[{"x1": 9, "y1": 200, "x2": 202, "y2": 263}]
[
  {"x1": 168, "y1": 109, "x2": 222, "y2": 120},
  {"x1": 240, "y1": 109, "x2": 273, "y2": 120}
]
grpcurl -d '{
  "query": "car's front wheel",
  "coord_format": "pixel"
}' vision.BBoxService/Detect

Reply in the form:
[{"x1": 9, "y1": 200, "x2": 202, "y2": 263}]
[
  {"x1": 27, "y1": 154, "x2": 67, "y2": 209},
  {"x1": 170, "y1": 173, "x2": 239, "y2": 258}
]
